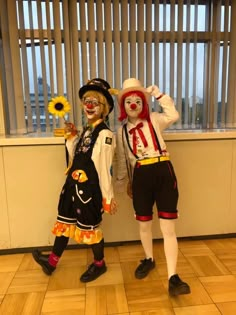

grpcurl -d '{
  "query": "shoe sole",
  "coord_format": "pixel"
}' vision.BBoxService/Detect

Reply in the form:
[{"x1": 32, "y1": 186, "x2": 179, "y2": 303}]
[
  {"x1": 80, "y1": 266, "x2": 107, "y2": 283},
  {"x1": 32, "y1": 250, "x2": 52, "y2": 276},
  {"x1": 169, "y1": 286, "x2": 191, "y2": 296},
  {"x1": 135, "y1": 262, "x2": 156, "y2": 279}
]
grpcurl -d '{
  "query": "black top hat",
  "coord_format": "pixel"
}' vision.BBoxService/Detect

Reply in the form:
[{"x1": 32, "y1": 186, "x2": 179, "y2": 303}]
[{"x1": 79, "y1": 78, "x2": 114, "y2": 114}]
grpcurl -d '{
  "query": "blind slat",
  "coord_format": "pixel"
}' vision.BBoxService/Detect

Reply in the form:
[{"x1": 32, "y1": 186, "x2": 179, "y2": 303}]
[
  {"x1": 79, "y1": 0, "x2": 88, "y2": 82},
  {"x1": 191, "y1": 0, "x2": 198, "y2": 128},
  {"x1": 176, "y1": 0, "x2": 183, "y2": 129},
  {"x1": 62, "y1": 0, "x2": 74, "y2": 123},
  {"x1": 69, "y1": 0, "x2": 82, "y2": 128},
  {"x1": 170, "y1": 0, "x2": 175, "y2": 98},
  {"x1": 137, "y1": 0, "x2": 144, "y2": 83},
  {"x1": 53, "y1": 0, "x2": 64, "y2": 96},
  {"x1": 8, "y1": 0, "x2": 26, "y2": 134},
  {"x1": 18, "y1": 0, "x2": 34, "y2": 132},
  {"x1": 88, "y1": 0, "x2": 96, "y2": 79},
  {"x1": 121, "y1": 0, "x2": 129, "y2": 80},
  {"x1": 227, "y1": 0, "x2": 236, "y2": 127},
  {"x1": 130, "y1": 0, "x2": 136, "y2": 77},
  {"x1": 96, "y1": 0, "x2": 104, "y2": 78},
  {"x1": 37, "y1": 0, "x2": 51, "y2": 132},
  {"x1": 220, "y1": 0, "x2": 229, "y2": 127},
  {"x1": 184, "y1": 0, "x2": 191, "y2": 128},
  {"x1": 146, "y1": 0, "x2": 152, "y2": 86}
]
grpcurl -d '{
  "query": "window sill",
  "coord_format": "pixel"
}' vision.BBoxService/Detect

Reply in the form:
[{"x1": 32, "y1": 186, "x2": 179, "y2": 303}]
[
  {"x1": 163, "y1": 129, "x2": 236, "y2": 141},
  {"x1": 1, "y1": 129, "x2": 236, "y2": 146},
  {"x1": 0, "y1": 133, "x2": 65, "y2": 146}
]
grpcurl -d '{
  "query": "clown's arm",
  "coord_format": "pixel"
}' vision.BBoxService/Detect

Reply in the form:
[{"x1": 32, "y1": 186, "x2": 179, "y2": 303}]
[
  {"x1": 115, "y1": 126, "x2": 130, "y2": 189},
  {"x1": 64, "y1": 123, "x2": 79, "y2": 170},
  {"x1": 92, "y1": 129, "x2": 117, "y2": 214},
  {"x1": 147, "y1": 85, "x2": 179, "y2": 131}
]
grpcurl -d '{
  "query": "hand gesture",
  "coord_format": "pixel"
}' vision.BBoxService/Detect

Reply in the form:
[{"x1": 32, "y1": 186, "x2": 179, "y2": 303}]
[
  {"x1": 64, "y1": 122, "x2": 78, "y2": 139},
  {"x1": 146, "y1": 85, "x2": 162, "y2": 99},
  {"x1": 110, "y1": 198, "x2": 118, "y2": 215}
]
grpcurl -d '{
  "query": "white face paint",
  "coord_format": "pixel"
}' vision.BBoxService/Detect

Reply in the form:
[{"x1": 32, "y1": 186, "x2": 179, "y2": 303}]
[
  {"x1": 82, "y1": 97, "x2": 103, "y2": 124},
  {"x1": 124, "y1": 94, "x2": 143, "y2": 123}
]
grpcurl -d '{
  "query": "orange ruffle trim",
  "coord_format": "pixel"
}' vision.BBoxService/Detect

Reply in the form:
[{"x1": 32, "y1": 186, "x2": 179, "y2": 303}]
[{"x1": 52, "y1": 222, "x2": 103, "y2": 245}]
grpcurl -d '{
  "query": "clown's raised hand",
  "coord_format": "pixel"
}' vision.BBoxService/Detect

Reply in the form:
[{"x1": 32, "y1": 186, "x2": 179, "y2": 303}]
[{"x1": 146, "y1": 85, "x2": 163, "y2": 99}]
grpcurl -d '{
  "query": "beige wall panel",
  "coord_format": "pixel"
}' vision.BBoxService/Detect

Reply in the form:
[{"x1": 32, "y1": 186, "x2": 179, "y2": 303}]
[
  {"x1": 3, "y1": 145, "x2": 66, "y2": 248},
  {"x1": 1, "y1": 138, "x2": 236, "y2": 249},
  {"x1": 167, "y1": 140, "x2": 232, "y2": 237},
  {"x1": 0, "y1": 147, "x2": 10, "y2": 248},
  {"x1": 229, "y1": 140, "x2": 236, "y2": 232}
]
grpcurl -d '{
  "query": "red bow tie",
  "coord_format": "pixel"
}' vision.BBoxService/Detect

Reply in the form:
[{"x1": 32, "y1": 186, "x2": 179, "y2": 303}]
[{"x1": 129, "y1": 122, "x2": 148, "y2": 155}]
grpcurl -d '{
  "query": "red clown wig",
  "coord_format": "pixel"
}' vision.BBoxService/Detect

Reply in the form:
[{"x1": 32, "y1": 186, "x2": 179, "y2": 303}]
[{"x1": 118, "y1": 91, "x2": 150, "y2": 122}]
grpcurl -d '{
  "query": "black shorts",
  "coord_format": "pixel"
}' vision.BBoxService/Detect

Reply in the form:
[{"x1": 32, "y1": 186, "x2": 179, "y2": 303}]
[{"x1": 132, "y1": 160, "x2": 179, "y2": 221}]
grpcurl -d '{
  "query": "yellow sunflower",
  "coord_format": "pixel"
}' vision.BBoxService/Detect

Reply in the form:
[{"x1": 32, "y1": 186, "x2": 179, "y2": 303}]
[{"x1": 48, "y1": 96, "x2": 71, "y2": 118}]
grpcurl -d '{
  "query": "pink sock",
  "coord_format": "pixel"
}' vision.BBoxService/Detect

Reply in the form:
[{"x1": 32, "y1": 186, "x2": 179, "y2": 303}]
[
  {"x1": 94, "y1": 259, "x2": 104, "y2": 267},
  {"x1": 48, "y1": 252, "x2": 60, "y2": 267}
]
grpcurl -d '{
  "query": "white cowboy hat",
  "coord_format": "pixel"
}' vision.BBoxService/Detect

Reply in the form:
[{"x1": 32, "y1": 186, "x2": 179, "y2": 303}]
[{"x1": 117, "y1": 78, "x2": 151, "y2": 104}]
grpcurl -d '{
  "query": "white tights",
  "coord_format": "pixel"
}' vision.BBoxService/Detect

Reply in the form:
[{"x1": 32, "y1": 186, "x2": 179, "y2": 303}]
[
  {"x1": 139, "y1": 220, "x2": 153, "y2": 260},
  {"x1": 138, "y1": 219, "x2": 178, "y2": 279}
]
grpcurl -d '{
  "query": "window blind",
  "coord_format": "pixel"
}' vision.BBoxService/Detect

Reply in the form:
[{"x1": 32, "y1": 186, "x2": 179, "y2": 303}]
[{"x1": 0, "y1": 0, "x2": 235, "y2": 135}]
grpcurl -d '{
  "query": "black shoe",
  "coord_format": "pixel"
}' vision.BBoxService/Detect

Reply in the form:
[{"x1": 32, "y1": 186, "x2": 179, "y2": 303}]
[
  {"x1": 80, "y1": 263, "x2": 107, "y2": 283},
  {"x1": 168, "y1": 274, "x2": 191, "y2": 296},
  {"x1": 135, "y1": 258, "x2": 155, "y2": 279},
  {"x1": 32, "y1": 250, "x2": 55, "y2": 276}
]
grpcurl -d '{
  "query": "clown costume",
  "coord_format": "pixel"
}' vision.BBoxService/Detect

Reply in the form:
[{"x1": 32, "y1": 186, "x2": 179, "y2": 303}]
[
  {"x1": 32, "y1": 78, "x2": 117, "y2": 283},
  {"x1": 116, "y1": 78, "x2": 190, "y2": 296}
]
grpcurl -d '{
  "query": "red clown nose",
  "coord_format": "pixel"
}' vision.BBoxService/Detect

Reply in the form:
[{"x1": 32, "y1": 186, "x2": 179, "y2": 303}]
[{"x1": 130, "y1": 103, "x2": 137, "y2": 110}]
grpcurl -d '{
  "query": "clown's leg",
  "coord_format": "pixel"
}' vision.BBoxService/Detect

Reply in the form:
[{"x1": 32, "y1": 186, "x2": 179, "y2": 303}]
[
  {"x1": 159, "y1": 218, "x2": 178, "y2": 278},
  {"x1": 159, "y1": 218, "x2": 190, "y2": 295},
  {"x1": 80, "y1": 238, "x2": 107, "y2": 283},
  {"x1": 32, "y1": 235, "x2": 69, "y2": 275},
  {"x1": 139, "y1": 220, "x2": 153, "y2": 259},
  {"x1": 135, "y1": 220, "x2": 155, "y2": 279}
]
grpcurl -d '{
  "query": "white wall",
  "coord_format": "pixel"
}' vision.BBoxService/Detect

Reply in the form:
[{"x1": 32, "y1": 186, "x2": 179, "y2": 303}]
[
  {"x1": 0, "y1": 145, "x2": 66, "y2": 249},
  {"x1": 0, "y1": 147, "x2": 10, "y2": 248},
  {"x1": 1, "y1": 138, "x2": 236, "y2": 250},
  {"x1": 169, "y1": 140, "x2": 234, "y2": 236}
]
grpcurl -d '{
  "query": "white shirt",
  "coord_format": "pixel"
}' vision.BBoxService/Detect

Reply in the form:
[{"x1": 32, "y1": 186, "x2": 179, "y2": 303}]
[{"x1": 116, "y1": 94, "x2": 179, "y2": 182}]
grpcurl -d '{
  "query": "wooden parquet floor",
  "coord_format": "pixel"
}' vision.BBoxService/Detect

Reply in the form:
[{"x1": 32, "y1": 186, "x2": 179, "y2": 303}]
[{"x1": 1, "y1": 237, "x2": 236, "y2": 314}]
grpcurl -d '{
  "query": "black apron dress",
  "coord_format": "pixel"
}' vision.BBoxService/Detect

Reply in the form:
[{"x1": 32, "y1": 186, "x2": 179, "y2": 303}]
[{"x1": 52, "y1": 122, "x2": 109, "y2": 244}]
